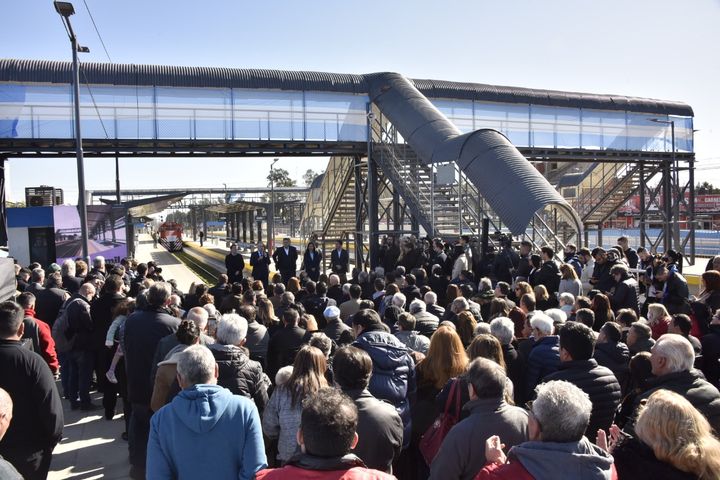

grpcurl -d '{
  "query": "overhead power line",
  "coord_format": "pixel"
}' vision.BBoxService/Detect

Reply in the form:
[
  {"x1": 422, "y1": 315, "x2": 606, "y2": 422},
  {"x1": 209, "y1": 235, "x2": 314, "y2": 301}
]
[{"x1": 82, "y1": 0, "x2": 112, "y2": 63}]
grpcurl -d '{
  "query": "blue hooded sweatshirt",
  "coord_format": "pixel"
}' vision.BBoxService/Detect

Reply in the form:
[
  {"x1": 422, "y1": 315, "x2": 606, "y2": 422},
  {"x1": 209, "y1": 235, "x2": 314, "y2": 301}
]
[{"x1": 147, "y1": 384, "x2": 267, "y2": 480}]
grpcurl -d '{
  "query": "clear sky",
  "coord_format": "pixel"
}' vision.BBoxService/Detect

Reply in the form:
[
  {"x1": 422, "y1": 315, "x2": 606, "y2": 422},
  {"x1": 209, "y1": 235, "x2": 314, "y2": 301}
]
[{"x1": 2, "y1": 0, "x2": 719, "y2": 202}]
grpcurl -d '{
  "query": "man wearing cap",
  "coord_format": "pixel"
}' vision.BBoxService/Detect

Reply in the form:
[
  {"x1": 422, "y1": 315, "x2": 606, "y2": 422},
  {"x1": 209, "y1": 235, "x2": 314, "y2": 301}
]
[{"x1": 323, "y1": 306, "x2": 354, "y2": 346}]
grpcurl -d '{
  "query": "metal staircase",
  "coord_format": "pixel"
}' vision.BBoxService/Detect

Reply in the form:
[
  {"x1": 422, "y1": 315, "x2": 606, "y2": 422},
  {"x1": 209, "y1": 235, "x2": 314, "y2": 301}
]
[{"x1": 571, "y1": 162, "x2": 661, "y2": 226}]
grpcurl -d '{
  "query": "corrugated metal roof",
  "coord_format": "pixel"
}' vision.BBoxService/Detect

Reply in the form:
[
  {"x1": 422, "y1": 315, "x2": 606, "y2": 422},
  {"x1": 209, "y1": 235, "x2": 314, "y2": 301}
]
[{"x1": 0, "y1": 59, "x2": 693, "y2": 116}]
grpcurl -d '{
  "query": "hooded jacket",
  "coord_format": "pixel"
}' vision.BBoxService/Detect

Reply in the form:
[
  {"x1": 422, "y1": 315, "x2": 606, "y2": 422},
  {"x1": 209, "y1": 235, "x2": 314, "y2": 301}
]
[
  {"x1": 474, "y1": 437, "x2": 617, "y2": 480},
  {"x1": 147, "y1": 384, "x2": 266, "y2": 480},
  {"x1": 353, "y1": 327, "x2": 416, "y2": 449},
  {"x1": 256, "y1": 453, "x2": 395, "y2": 480}
]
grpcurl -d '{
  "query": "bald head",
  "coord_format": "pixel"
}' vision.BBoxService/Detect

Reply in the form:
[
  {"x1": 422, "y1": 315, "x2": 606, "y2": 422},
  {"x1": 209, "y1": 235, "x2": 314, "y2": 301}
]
[
  {"x1": 79, "y1": 283, "x2": 96, "y2": 300},
  {"x1": 186, "y1": 306, "x2": 210, "y2": 331},
  {"x1": 0, "y1": 387, "x2": 12, "y2": 441}
]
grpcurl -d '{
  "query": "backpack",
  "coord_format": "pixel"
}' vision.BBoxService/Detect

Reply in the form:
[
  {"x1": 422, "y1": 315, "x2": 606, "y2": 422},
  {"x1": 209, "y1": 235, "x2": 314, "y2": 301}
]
[{"x1": 52, "y1": 298, "x2": 80, "y2": 353}]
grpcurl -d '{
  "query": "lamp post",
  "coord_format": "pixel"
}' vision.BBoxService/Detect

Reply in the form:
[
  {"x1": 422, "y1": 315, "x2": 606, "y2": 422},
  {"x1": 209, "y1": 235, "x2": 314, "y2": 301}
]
[
  {"x1": 269, "y1": 158, "x2": 279, "y2": 252},
  {"x1": 649, "y1": 118, "x2": 678, "y2": 254},
  {"x1": 54, "y1": 1, "x2": 90, "y2": 261}
]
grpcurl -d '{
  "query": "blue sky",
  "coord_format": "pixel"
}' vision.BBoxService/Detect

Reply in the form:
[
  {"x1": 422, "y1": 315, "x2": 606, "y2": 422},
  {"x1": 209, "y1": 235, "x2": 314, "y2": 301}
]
[{"x1": 2, "y1": 0, "x2": 719, "y2": 201}]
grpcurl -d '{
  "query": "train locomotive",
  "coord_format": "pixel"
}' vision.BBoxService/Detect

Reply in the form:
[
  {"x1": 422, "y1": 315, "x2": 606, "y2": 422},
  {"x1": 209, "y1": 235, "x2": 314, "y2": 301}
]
[{"x1": 158, "y1": 222, "x2": 183, "y2": 252}]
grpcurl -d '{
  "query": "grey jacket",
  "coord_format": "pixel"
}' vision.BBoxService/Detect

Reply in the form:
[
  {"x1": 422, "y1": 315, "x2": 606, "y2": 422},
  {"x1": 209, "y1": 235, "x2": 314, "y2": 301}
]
[
  {"x1": 394, "y1": 330, "x2": 430, "y2": 355},
  {"x1": 429, "y1": 398, "x2": 529, "y2": 480},
  {"x1": 262, "y1": 385, "x2": 302, "y2": 462},
  {"x1": 509, "y1": 437, "x2": 615, "y2": 480}
]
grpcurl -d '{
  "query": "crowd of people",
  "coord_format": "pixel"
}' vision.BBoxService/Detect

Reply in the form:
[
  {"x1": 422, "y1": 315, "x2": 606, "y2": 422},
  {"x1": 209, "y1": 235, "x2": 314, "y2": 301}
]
[{"x1": 2, "y1": 235, "x2": 720, "y2": 479}]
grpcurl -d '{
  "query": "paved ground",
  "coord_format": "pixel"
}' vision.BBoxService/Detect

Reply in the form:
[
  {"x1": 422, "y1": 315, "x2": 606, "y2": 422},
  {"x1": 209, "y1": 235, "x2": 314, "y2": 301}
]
[{"x1": 48, "y1": 235, "x2": 204, "y2": 479}]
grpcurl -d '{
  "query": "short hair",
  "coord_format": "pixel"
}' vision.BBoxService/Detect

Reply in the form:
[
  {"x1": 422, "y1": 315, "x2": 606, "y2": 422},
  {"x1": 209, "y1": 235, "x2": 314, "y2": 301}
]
[
  {"x1": 273, "y1": 283, "x2": 286, "y2": 295},
  {"x1": 373, "y1": 278, "x2": 385, "y2": 292},
  {"x1": 558, "y1": 292, "x2": 575, "y2": 306},
  {"x1": 351, "y1": 309, "x2": 382, "y2": 330},
  {"x1": 495, "y1": 282, "x2": 511, "y2": 296},
  {"x1": 216, "y1": 314, "x2": 249, "y2": 345},
  {"x1": 282, "y1": 308, "x2": 300, "y2": 326},
  {"x1": 0, "y1": 301, "x2": 24, "y2": 338},
  {"x1": 238, "y1": 305, "x2": 257, "y2": 322},
  {"x1": 466, "y1": 357, "x2": 507, "y2": 400},
  {"x1": 653, "y1": 334, "x2": 695, "y2": 373},
  {"x1": 349, "y1": 284, "x2": 362, "y2": 299},
  {"x1": 301, "y1": 388, "x2": 358, "y2": 457},
  {"x1": 541, "y1": 246, "x2": 555, "y2": 258},
  {"x1": 610, "y1": 263, "x2": 629, "y2": 277},
  {"x1": 304, "y1": 281, "x2": 317, "y2": 295},
  {"x1": 671, "y1": 314, "x2": 693, "y2": 336},
  {"x1": 545, "y1": 308, "x2": 567, "y2": 325},
  {"x1": 31, "y1": 268, "x2": 45, "y2": 283},
  {"x1": 333, "y1": 346, "x2": 373, "y2": 390},
  {"x1": 574, "y1": 296, "x2": 592, "y2": 310},
  {"x1": 281, "y1": 292, "x2": 296, "y2": 306},
  {"x1": 93, "y1": 255, "x2": 105, "y2": 267},
  {"x1": 532, "y1": 380, "x2": 592, "y2": 442},
  {"x1": 559, "y1": 322, "x2": 595, "y2": 360},
  {"x1": 408, "y1": 299, "x2": 426, "y2": 314},
  {"x1": 490, "y1": 317, "x2": 515, "y2": 345},
  {"x1": 600, "y1": 322, "x2": 623, "y2": 343},
  {"x1": 520, "y1": 293, "x2": 536, "y2": 312},
  {"x1": 424, "y1": 291, "x2": 437, "y2": 305},
  {"x1": 308, "y1": 332, "x2": 332, "y2": 358},
  {"x1": 16, "y1": 292, "x2": 36, "y2": 309},
  {"x1": 530, "y1": 312, "x2": 554, "y2": 335},
  {"x1": 616, "y1": 308, "x2": 638, "y2": 328},
  {"x1": 574, "y1": 308, "x2": 595, "y2": 329},
  {"x1": 104, "y1": 274, "x2": 124, "y2": 293},
  {"x1": 147, "y1": 282, "x2": 172, "y2": 308},
  {"x1": 452, "y1": 297, "x2": 470, "y2": 313},
  {"x1": 61, "y1": 259, "x2": 76, "y2": 276},
  {"x1": 177, "y1": 345, "x2": 216, "y2": 386},
  {"x1": 392, "y1": 292, "x2": 406, "y2": 309},
  {"x1": 398, "y1": 312, "x2": 416, "y2": 331},
  {"x1": 631, "y1": 321, "x2": 652, "y2": 341}
]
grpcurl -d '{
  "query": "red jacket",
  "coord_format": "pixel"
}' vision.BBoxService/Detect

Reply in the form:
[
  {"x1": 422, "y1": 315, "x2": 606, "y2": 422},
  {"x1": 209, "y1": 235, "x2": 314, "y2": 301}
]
[
  {"x1": 256, "y1": 465, "x2": 396, "y2": 480},
  {"x1": 24, "y1": 308, "x2": 59, "y2": 374},
  {"x1": 474, "y1": 459, "x2": 618, "y2": 480}
]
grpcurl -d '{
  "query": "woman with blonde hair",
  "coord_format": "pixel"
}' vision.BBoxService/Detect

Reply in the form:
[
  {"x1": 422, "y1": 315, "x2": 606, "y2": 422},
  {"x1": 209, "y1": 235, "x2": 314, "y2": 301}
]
[
  {"x1": 514, "y1": 281, "x2": 533, "y2": 300},
  {"x1": 601, "y1": 389, "x2": 720, "y2": 479},
  {"x1": 467, "y1": 334, "x2": 514, "y2": 403},
  {"x1": 647, "y1": 302, "x2": 671, "y2": 339},
  {"x1": 558, "y1": 263, "x2": 583, "y2": 298},
  {"x1": 256, "y1": 296, "x2": 281, "y2": 336},
  {"x1": 533, "y1": 284, "x2": 555, "y2": 311}
]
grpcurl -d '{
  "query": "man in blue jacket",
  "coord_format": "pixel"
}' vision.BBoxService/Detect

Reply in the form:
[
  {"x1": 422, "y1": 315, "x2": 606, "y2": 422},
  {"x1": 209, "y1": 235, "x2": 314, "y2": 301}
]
[
  {"x1": 352, "y1": 309, "x2": 416, "y2": 449},
  {"x1": 524, "y1": 312, "x2": 560, "y2": 399},
  {"x1": 147, "y1": 344, "x2": 267, "y2": 480}
]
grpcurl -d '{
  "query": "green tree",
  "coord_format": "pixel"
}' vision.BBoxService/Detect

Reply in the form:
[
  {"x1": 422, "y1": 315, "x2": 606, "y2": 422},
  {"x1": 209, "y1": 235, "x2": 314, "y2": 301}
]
[
  {"x1": 266, "y1": 168, "x2": 299, "y2": 224},
  {"x1": 696, "y1": 182, "x2": 719, "y2": 195},
  {"x1": 303, "y1": 169, "x2": 320, "y2": 187}
]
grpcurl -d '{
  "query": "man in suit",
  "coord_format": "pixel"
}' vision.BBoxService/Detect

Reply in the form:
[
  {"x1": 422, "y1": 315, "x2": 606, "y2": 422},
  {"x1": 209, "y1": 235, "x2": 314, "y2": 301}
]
[
  {"x1": 272, "y1": 238, "x2": 298, "y2": 285},
  {"x1": 250, "y1": 242, "x2": 272, "y2": 288},
  {"x1": 225, "y1": 243, "x2": 245, "y2": 284},
  {"x1": 330, "y1": 240, "x2": 349, "y2": 284}
]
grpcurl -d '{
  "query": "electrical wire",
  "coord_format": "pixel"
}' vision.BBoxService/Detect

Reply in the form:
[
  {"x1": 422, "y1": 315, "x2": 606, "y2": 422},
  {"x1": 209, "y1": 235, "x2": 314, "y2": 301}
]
[
  {"x1": 82, "y1": 0, "x2": 112, "y2": 63},
  {"x1": 80, "y1": 68, "x2": 111, "y2": 140}
]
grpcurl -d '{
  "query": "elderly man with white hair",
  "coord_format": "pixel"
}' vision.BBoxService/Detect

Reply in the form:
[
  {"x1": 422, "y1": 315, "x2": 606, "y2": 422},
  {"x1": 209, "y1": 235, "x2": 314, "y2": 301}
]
[
  {"x1": 322, "y1": 305, "x2": 354, "y2": 346},
  {"x1": 476, "y1": 380, "x2": 615, "y2": 479},
  {"x1": 408, "y1": 299, "x2": 438, "y2": 338},
  {"x1": 147, "y1": 345, "x2": 267, "y2": 480},
  {"x1": 524, "y1": 312, "x2": 560, "y2": 399},
  {"x1": 210, "y1": 314, "x2": 270, "y2": 412},
  {"x1": 491, "y1": 317, "x2": 524, "y2": 404},
  {"x1": 424, "y1": 291, "x2": 445, "y2": 319},
  {"x1": 627, "y1": 333, "x2": 720, "y2": 434}
]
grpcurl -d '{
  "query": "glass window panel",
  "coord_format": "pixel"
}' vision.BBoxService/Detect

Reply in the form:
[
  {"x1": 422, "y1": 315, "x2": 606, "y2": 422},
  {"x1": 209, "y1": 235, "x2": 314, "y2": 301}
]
[
  {"x1": 627, "y1": 112, "x2": 665, "y2": 151},
  {"x1": 530, "y1": 105, "x2": 557, "y2": 148}
]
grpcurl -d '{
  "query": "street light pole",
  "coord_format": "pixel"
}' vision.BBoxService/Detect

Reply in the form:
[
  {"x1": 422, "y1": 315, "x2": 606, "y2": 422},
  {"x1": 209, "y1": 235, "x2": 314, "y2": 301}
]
[
  {"x1": 269, "y1": 158, "x2": 279, "y2": 252},
  {"x1": 55, "y1": 1, "x2": 90, "y2": 261}
]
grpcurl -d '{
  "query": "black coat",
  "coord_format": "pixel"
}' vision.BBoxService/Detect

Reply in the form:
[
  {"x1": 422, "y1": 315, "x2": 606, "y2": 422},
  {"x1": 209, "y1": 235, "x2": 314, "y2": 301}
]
[
  {"x1": 323, "y1": 319, "x2": 354, "y2": 346},
  {"x1": 592, "y1": 260, "x2": 617, "y2": 293},
  {"x1": 66, "y1": 294, "x2": 94, "y2": 351},
  {"x1": 612, "y1": 436, "x2": 698, "y2": 480},
  {"x1": 225, "y1": 252, "x2": 246, "y2": 283},
  {"x1": 593, "y1": 341, "x2": 631, "y2": 390},
  {"x1": 700, "y1": 324, "x2": 720, "y2": 387},
  {"x1": 343, "y1": 388, "x2": 403, "y2": 473},
  {"x1": 542, "y1": 359, "x2": 622, "y2": 436},
  {"x1": 380, "y1": 244, "x2": 400, "y2": 273},
  {"x1": 272, "y1": 246, "x2": 298, "y2": 277},
  {"x1": 90, "y1": 292, "x2": 125, "y2": 350},
  {"x1": 493, "y1": 248, "x2": 520, "y2": 284},
  {"x1": 398, "y1": 248, "x2": 426, "y2": 271},
  {"x1": 503, "y1": 343, "x2": 525, "y2": 404},
  {"x1": 123, "y1": 307, "x2": 179, "y2": 405},
  {"x1": 301, "y1": 250, "x2": 322, "y2": 281},
  {"x1": 624, "y1": 248, "x2": 640, "y2": 269},
  {"x1": 209, "y1": 344, "x2": 269, "y2": 412},
  {"x1": 250, "y1": 249, "x2": 272, "y2": 284},
  {"x1": 663, "y1": 271, "x2": 691, "y2": 315},
  {"x1": 537, "y1": 260, "x2": 561, "y2": 294},
  {"x1": 62, "y1": 275, "x2": 83, "y2": 295},
  {"x1": 611, "y1": 276, "x2": 640, "y2": 314},
  {"x1": 330, "y1": 248, "x2": 349, "y2": 276},
  {"x1": 0, "y1": 339, "x2": 64, "y2": 457},
  {"x1": 266, "y1": 324, "x2": 306, "y2": 379},
  {"x1": 631, "y1": 369, "x2": 720, "y2": 434},
  {"x1": 35, "y1": 287, "x2": 66, "y2": 327}
]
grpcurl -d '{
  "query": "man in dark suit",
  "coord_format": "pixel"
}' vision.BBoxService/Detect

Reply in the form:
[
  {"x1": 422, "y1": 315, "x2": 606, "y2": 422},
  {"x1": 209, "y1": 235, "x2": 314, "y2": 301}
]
[
  {"x1": 35, "y1": 272, "x2": 68, "y2": 327},
  {"x1": 330, "y1": 240, "x2": 349, "y2": 284},
  {"x1": 272, "y1": 238, "x2": 298, "y2": 285},
  {"x1": 250, "y1": 242, "x2": 272, "y2": 288},
  {"x1": 225, "y1": 243, "x2": 245, "y2": 284}
]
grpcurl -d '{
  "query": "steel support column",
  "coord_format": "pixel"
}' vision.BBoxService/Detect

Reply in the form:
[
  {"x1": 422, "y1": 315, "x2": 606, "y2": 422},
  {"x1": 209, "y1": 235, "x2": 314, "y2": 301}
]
[
  {"x1": 639, "y1": 162, "x2": 646, "y2": 248},
  {"x1": 367, "y1": 158, "x2": 379, "y2": 269},
  {"x1": 249, "y1": 210, "x2": 254, "y2": 243},
  {"x1": 242, "y1": 211, "x2": 248, "y2": 243},
  {"x1": 354, "y1": 156, "x2": 364, "y2": 269},
  {"x1": 0, "y1": 158, "x2": 7, "y2": 246},
  {"x1": 257, "y1": 209, "x2": 263, "y2": 243},
  {"x1": 688, "y1": 157, "x2": 696, "y2": 264},
  {"x1": 662, "y1": 159, "x2": 673, "y2": 252}
]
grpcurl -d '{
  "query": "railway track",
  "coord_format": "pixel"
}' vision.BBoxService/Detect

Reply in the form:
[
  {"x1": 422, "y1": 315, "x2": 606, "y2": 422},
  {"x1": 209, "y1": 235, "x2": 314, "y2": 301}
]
[{"x1": 171, "y1": 247, "x2": 223, "y2": 285}]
